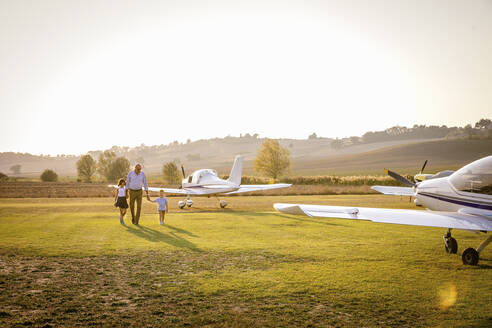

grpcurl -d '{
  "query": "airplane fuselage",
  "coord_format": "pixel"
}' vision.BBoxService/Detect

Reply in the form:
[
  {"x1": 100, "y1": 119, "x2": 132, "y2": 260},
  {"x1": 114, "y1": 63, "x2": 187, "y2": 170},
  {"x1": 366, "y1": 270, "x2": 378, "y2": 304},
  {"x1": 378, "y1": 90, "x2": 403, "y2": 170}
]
[
  {"x1": 415, "y1": 178, "x2": 492, "y2": 215},
  {"x1": 181, "y1": 169, "x2": 240, "y2": 195}
]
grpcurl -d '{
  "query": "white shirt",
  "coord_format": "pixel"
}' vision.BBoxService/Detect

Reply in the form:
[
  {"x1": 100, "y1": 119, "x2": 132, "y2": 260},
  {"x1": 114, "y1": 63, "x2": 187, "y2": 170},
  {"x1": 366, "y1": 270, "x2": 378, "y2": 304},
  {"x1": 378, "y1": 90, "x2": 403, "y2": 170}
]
[
  {"x1": 126, "y1": 170, "x2": 149, "y2": 191},
  {"x1": 118, "y1": 187, "x2": 126, "y2": 197}
]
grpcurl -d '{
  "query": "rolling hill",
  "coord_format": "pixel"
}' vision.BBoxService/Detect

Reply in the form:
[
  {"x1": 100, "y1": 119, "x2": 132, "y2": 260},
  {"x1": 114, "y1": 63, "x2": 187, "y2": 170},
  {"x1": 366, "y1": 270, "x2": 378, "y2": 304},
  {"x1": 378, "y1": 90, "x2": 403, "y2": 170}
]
[
  {"x1": 1, "y1": 137, "x2": 490, "y2": 178},
  {"x1": 290, "y1": 138, "x2": 492, "y2": 175}
]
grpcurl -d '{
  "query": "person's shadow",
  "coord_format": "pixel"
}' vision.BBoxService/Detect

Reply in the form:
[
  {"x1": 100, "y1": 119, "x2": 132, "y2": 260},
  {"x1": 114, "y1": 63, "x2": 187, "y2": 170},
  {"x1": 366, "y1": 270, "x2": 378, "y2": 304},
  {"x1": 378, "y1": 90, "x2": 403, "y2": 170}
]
[{"x1": 125, "y1": 224, "x2": 200, "y2": 251}]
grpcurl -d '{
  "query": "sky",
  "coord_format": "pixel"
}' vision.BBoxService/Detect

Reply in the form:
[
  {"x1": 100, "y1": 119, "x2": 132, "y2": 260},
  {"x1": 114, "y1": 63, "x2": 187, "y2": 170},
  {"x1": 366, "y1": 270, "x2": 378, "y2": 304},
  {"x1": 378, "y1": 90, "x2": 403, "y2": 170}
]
[{"x1": 1, "y1": 0, "x2": 491, "y2": 155}]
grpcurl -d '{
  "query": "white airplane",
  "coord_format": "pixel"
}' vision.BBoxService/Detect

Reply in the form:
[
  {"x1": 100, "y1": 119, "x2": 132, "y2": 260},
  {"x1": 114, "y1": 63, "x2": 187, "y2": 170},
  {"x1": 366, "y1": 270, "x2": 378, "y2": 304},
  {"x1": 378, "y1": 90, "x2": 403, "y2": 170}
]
[
  {"x1": 274, "y1": 155, "x2": 492, "y2": 265},
  {"x1": 114, "y1": 155, "x2": 291, "y2": 209}
]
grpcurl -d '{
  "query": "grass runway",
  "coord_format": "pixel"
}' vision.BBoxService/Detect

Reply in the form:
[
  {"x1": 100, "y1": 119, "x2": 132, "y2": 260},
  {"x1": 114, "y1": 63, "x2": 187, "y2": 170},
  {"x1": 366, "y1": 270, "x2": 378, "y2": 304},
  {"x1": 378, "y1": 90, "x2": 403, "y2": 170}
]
[{"x1": 0, "y1": 195, "x2": 491, "y2": 327}]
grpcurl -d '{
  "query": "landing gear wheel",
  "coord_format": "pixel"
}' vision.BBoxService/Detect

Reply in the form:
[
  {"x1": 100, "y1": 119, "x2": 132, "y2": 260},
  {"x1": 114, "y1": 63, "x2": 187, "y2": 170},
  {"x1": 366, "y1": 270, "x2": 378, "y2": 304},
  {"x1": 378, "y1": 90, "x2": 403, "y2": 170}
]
[
  {"x1": 444, "y1": 237, "x2": 458, "y2": 254},
  {"x1": 219, "y1": 200, "x2": 227, "y2": 208},
  {"x1": 462, "y1": 248, "x2": 479, "y2": 265}
]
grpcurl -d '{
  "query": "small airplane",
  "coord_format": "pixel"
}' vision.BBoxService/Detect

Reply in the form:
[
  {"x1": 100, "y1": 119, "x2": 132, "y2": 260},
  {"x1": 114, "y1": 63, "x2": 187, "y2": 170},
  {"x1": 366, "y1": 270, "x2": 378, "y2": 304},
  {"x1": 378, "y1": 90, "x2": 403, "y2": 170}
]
[
  {"x1": 113, "y1": 155, "x2": 291, "y2": 209},
  {"x1": 274, "y1": 155, "x2": 492, "y2": 265}
]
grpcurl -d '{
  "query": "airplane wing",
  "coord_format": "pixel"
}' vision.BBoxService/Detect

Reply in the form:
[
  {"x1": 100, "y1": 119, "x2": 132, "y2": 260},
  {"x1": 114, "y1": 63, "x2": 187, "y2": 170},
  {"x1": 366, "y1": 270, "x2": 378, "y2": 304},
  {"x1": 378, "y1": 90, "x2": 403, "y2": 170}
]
[
  {"x1": 371, "y1": 186, "x2": 415, "y2": 196},
  {"x1": 224, "y1": 183, "x2": 292, "y2": 194},
  {"x1": 147, "y1": 187, "x2": 194, "y2": 194},
  {"x1": 108, "y1": 185, "x2": 193, "y2": 195},
  {"x1": 273, "y1": 203, "x2": 492, "y2": 231}
]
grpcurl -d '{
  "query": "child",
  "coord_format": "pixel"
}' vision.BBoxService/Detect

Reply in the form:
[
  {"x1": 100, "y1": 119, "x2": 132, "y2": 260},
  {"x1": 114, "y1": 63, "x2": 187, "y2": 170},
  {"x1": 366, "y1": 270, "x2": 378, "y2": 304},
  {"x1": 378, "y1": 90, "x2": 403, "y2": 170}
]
[
  {"x1": 114, "y1": 178, "x2": 129, "y2": 225},
  {"x1": 148, "y1": 189, "x2": 168, "y2": 225}
]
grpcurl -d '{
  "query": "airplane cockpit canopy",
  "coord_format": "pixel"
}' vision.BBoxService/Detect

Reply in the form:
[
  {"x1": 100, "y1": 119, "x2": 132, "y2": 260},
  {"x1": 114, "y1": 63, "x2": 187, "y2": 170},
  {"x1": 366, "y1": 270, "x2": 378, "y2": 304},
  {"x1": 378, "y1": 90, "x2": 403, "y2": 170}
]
[
  {"x1": 191, "y1": 169, "x2": 218, "y2": 184},
  {"x1": 449, "y1": 156, "x2": 492, "y2": 195}
]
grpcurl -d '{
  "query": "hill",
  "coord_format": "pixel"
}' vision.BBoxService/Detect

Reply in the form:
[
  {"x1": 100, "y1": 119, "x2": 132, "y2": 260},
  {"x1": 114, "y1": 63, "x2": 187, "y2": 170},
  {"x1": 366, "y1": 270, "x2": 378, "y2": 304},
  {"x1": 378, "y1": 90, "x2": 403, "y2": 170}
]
[
  {"x1": 291, "y1": 138, "x2": 492, "y2": 175},
  {"x1": 0, "y1": 137, "x2": 437, "y2": 178},
  {"x1": 1, "y1": 118, "x2": 490, "y2": 178}
]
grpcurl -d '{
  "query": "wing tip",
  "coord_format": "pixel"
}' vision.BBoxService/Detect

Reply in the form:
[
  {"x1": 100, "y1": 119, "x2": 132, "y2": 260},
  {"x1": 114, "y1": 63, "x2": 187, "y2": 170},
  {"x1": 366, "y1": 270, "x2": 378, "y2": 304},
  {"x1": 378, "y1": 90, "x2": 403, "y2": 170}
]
[{"x1": 274, "y1": 203, "x2": 310, "y2": 216}]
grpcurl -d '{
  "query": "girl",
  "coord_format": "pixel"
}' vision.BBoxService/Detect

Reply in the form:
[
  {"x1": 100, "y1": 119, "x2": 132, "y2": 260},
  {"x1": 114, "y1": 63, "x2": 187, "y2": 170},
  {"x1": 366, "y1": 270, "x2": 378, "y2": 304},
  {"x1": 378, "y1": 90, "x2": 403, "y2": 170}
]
[
  {"x1": 114, "y1": 178, "x2": 129, "y2": 225},
  {"x1": 148, "y1": 189, "x2": 168, "y2": 225}
]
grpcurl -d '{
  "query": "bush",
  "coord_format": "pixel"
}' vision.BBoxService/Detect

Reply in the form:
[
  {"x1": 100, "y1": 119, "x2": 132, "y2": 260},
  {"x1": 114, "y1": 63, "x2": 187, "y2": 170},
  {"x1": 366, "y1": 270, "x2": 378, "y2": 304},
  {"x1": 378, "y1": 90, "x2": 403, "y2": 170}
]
[
  {"x1": 226, "y1": 175, "x2": 404, "y2": 186},
  {"x1": 40, "y1": 169, "x2": 58, "y2": 182},
  {"x1": 0, "y1": 172, "x2": 8, "y2": 181}
]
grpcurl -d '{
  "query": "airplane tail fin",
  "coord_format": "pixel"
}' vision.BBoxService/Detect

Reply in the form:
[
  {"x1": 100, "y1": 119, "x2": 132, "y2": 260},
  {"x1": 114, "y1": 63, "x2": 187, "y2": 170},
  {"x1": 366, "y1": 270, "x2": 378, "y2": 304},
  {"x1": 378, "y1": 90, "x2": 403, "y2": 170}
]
[{"x1": 227, "y1": 155, "x2": 243, "y2": 185}]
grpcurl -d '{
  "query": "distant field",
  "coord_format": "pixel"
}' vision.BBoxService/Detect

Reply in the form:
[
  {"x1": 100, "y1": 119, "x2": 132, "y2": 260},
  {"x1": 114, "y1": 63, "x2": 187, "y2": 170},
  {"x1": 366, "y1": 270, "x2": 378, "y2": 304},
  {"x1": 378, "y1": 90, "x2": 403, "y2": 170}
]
[
  {"x1": 292, "y1": 138, "x2": 492, "y2": 175},
  {"x1": 0, "y1": 181, "x2": 381, "y2": 198},
  {"x1": 0, "y1": 196, "x2": 491, "y2": 327}
]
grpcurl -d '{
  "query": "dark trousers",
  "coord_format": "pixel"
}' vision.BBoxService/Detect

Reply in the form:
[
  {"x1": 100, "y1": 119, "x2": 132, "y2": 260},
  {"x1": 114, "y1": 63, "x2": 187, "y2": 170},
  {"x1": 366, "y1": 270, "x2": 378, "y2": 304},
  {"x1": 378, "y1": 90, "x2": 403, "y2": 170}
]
[{"x1": 129, "y1": 189, "x2": 143, "y2": 224}]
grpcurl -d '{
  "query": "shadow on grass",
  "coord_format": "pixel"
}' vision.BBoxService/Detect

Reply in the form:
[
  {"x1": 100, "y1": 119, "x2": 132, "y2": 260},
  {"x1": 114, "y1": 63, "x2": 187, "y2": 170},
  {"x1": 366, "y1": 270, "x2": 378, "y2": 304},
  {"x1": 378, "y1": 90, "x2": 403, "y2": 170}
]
[
  {"x1": 274, "y1": 213, "x2": 349, "y2": 227},
  {"x1": 165, "y1": 224, "x2": 199, "y2": 237},
  {"x1": 125, "y1": 225, "x2": 201, "y2": 251},
  {"x1": 171, "y1": 207, "x2": 241, "y2": 214}
]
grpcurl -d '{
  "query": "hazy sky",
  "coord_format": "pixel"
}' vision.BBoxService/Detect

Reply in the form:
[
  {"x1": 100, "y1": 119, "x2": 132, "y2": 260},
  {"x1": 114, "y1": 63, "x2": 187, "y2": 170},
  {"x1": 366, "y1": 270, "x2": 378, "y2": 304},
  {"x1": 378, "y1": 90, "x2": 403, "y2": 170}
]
[{"x1": 1, "y1": 0, "x2": 491, "y2": 155}]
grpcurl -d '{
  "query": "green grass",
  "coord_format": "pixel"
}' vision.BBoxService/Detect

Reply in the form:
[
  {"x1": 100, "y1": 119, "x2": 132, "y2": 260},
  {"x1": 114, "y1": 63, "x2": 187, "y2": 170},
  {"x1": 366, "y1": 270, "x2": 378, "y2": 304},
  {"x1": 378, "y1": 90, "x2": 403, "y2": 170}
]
[{"x1": 0, "y1": 196, "x2": 491, "y2": 327}]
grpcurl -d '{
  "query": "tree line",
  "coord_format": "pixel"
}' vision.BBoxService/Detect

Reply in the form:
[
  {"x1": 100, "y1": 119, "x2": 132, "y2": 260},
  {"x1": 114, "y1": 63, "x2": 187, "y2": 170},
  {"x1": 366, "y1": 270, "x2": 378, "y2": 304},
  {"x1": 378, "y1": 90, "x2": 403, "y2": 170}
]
[
  {"x1": 69, "y1": 139, "x2": 292, "y2": 184},
  {"x1": 329, "y1": 118, "x2": 492, "y2": 149}
]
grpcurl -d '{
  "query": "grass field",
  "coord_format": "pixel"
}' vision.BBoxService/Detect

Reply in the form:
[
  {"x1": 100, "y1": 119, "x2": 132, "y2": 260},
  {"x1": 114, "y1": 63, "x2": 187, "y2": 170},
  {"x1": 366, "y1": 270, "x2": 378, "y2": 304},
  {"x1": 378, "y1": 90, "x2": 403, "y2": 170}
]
[{"x1": 0, "y1": 196, "x2": 491, "y2": 327}]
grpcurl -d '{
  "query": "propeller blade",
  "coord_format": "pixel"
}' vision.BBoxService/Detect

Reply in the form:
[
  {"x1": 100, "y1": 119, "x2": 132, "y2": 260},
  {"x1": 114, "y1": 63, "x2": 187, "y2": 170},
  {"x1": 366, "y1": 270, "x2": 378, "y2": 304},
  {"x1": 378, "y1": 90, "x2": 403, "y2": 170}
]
[
  {"x1": 181, "y1": 165, "x2": 186, "y2": 179},
  {"x1": 420, "y1": 160, "x2": 428, "y2": 174},
  {"x1": 384, "y1": 169, "x2": 416, "y2": 187}
]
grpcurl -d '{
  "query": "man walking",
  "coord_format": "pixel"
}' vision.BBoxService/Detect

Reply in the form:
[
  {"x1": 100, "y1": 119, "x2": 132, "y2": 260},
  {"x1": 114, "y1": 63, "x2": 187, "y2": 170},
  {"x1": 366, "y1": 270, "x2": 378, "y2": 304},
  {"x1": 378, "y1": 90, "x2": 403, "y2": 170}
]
[{"x1": 126, "y1": 163, "x2": 149, "y2": 225}]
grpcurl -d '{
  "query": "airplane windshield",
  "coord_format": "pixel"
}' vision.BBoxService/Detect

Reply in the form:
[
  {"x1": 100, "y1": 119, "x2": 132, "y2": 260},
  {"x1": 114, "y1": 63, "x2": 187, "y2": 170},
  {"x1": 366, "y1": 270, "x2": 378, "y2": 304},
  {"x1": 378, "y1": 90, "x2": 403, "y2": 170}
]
[{"x1": 449, "y1": 156, "x2": 492, "y2": 195}]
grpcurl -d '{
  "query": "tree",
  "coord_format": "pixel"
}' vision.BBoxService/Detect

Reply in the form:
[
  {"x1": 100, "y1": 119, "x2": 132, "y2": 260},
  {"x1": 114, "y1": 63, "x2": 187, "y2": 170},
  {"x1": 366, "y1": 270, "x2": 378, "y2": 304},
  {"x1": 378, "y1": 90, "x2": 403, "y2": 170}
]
[
  {"x1": 97, "y1": 150, "x2": 116, "y2": 181},
  {"x1": 40, "y1": 169, "x2": 58, "y2": 182},
  {"x1": 475, "y1": 118, "x2": 492, "y2": 129},
  {"x1": 9, "y1": 164, "x2": 21, "y2": 175},
  {"x1": 349, "y1": 136, "x2": 361, "y2": 145},
  {"x1": 331, "y1": 138, "x2": 343, "y2": 149},
  {"x1": 162, "y1": 161, "x2": 181, "y2": 184},
  {"x1": 0, "y1": 172, "x2": 8, "y2": 181},
  {"x1": 97, "y1": 151, "x2": 130, "y2": 182},
  {"x1": 107, "y1": 157, "x2": 130, "y2": 182},
  {"x1": 464, "y1": 124, "x2": 474, "y2": 139},
  {"x1": 76, "y1": 154, "x2": 96, "y2": 182},
  {"x1": 308, "y1": 132, "x2": 318, "y2": 140},
  {"x1": 254, "y1": 139, "x2": 291, "y2": 179}
]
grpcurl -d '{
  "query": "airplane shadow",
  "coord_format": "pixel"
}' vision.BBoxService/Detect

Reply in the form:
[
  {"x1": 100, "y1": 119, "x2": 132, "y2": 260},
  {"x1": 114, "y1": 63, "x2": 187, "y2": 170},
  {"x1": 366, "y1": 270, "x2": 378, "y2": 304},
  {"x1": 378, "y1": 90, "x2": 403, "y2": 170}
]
[
  {"x1": 125, "y1": 224, "x2": 200, "y2": 252},
  {"x1": 274, "y1": 213, "x2": 348, "y2": 227}
]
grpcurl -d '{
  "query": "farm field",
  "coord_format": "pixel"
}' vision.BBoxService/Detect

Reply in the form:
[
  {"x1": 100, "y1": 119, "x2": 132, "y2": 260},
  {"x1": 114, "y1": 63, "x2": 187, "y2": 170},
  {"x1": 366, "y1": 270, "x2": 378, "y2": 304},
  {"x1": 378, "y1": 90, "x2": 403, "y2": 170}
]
[
  {"x1": 292, "y1": 139, "x2": 492, "y2": 175},
  {"x1": 0, "y1": 195, "x2": 491, "y2": 327},
  {"x1": 0, "y1": 181, "x2": 380, "y2": 198}
]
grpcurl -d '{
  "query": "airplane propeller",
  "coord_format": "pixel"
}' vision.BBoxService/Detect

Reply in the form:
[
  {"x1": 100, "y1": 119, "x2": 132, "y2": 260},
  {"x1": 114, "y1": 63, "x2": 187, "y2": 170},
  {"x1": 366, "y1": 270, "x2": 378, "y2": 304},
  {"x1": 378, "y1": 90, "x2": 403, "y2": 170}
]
[
  {"x1": 181, "y1": 165, "x2": 186, "y2": 179},
  {"x1": 384, "y1": 169, "x2": 416, "y2": 187},
  {"x1": 419, "y1": 160, "x2": 428, "y2": 174}
]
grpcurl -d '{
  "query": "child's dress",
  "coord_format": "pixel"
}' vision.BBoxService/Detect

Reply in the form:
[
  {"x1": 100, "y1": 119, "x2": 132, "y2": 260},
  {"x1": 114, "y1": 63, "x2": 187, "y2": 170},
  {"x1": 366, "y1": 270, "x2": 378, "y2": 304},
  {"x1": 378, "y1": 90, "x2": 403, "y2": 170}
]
[{"x1": 114, "y1": 187, "x2": 129, "y2": 209}]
